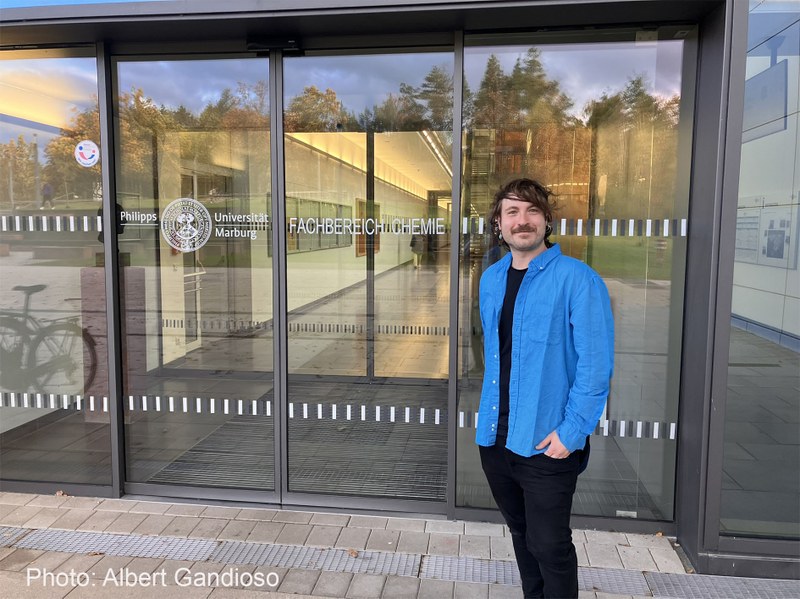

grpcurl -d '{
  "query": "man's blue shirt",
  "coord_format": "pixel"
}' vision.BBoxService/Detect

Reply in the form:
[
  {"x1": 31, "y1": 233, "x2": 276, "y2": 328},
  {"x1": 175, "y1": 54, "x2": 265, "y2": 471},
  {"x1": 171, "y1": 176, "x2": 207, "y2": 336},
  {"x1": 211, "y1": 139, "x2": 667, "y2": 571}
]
[{"x1": 476, "y1": 243, "x2": 615, "y2": 456}]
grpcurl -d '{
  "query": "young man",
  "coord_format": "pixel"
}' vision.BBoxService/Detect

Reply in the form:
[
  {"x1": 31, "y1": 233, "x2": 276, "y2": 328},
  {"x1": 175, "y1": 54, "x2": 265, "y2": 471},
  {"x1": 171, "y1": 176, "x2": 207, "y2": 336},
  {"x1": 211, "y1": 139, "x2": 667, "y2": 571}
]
[{"x1": 476, "y1": 178, "x2": 614, "y2": 598}]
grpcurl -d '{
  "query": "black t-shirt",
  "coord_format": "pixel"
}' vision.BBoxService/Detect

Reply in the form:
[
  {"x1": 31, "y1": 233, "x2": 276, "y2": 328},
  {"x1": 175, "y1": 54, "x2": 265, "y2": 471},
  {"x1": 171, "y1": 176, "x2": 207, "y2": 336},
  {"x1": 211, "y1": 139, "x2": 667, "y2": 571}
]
[{"x1": 497, "y1": 265, "x2": 527, "y2": 440}]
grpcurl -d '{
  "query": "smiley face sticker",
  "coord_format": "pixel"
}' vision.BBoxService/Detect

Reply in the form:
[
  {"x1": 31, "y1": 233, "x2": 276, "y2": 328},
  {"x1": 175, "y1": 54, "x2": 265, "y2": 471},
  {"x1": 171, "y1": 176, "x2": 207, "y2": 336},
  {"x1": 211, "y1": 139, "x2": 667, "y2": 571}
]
[{"x1": 74, "y1": 140, "x2": 100, "y2": 167}]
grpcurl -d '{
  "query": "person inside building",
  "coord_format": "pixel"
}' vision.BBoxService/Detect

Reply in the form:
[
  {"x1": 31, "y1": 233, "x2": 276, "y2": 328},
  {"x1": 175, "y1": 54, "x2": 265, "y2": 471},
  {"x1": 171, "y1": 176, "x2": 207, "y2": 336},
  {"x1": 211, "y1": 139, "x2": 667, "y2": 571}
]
[{"x1": 476, "y1": 177, "x2": 614, "y2": 599}]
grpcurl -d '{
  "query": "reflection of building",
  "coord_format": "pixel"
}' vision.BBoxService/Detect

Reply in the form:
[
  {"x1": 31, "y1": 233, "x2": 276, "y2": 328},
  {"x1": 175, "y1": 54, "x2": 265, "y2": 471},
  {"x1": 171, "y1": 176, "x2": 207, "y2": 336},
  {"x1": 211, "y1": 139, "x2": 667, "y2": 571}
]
[{"x1": 0, "y1": 0, "x2": 798, "y2": 580}]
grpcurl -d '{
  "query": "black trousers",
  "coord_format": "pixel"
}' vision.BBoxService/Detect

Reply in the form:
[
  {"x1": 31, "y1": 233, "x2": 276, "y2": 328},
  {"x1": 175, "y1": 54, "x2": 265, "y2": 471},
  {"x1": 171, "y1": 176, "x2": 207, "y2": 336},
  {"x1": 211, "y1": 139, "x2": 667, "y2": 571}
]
[{"x1": 480, "y1": 441, "x2": 584, "y2": 599}]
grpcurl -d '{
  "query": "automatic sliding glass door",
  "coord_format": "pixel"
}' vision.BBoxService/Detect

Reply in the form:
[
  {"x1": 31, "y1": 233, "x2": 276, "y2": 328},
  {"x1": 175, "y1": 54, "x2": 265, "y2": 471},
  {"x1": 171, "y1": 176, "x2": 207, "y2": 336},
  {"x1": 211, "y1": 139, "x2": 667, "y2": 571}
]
[{"x1": 282, "y1": 52, "x2": 454, "y2": 502}]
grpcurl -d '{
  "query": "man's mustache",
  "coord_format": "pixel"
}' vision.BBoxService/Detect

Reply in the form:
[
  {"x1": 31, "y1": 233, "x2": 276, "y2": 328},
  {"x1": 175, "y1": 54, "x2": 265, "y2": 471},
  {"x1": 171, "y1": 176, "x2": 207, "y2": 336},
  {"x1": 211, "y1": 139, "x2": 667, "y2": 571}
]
[{"x1": 511, "y1": 225, "x2": 537, "y2": 233}]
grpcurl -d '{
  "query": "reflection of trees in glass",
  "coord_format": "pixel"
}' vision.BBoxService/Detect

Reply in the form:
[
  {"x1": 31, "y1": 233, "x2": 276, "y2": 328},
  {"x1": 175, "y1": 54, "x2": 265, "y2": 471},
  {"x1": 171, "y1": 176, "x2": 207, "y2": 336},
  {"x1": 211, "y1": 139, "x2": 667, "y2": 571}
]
[
  {"x1": 0, "y1": 136, "x2": 38, "y2": 208},
  {"x1": 465, "y1": 49, "x2": 681, "y2": 222},
  {"x1": 284, "y1": 65, "x2": 454, "y2": 133}
]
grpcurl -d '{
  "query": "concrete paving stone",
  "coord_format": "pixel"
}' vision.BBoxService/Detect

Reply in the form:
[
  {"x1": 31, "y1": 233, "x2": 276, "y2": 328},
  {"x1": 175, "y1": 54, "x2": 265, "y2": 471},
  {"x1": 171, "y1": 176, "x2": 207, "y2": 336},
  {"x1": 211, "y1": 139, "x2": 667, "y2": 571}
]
[
  {"x1": 74, "y1": 510, "x2": 121, "y2": 532},
  {"x1": 207, "y1": 589, "x2": 279, "y2": 598},
  {"x1": 596, "y1": 593, "x2": 634, "y2": 599},
  {"x1": 584, "y1": 530, "x2": 628, "y2": 546},
  {"x1": 306, "y1": 525, "x2": 344, "y2": 547},
  {"x1": 418, "y1": 578, "x2": 455, "y2": 599},
  {"x1": 50, "y1": 509, "x2": 93, "y2": 530},
  {"x1": 0, "y1": 492, "x2": 35, "y2": 505},
  {"x1": 129, "y1": 501, "x2": 172, "y2": 514},
  {"x1": 86, "y1": 555, "x2": 133, "y2": 579},
  {"x1": 0, "y1": 504, "x2": 20, "y2": 519},
  {"x1": 218, "y1": 519, "x2": 257, "y2": 542},
  {"x1": 278, "y1": 567, "x2": 320, "y2": 594},
  {"x1": 488, "y1": 583, "x2": 522, "y2": 598},
  {"x1": 335, "y1": 527, "x2": 370, "y2": 550},
  {"x1": 22, "y1": 507, "x2": 63, "y2": 528},
  {"x1": 236, "y1": 508, "x2": 278, "y2": 521},
  {"x1": 312, "y1": 570, "x2": 353, "y2": 597},
  {"x1": 165, "y1": 504, "x2": 208, "y2": 517},
  {"x1": 425, "y1": 520, "x2": 465, "y2": 535},
  {"x1": 125, "y1": 556, "x2": 165, "y2": 575},
  {"x1": 0, "y1": 548, "x2": 45, "y2": 571},
  {"x1": 201, "y1": 506, "x2": 242, "y2": 520},
  {"x1": 183, "y1": 560, "x2": 226, "y2": 586},
  {"x1": 61, "y1": 497, "x2": 104, "y2": 510},
  {"x1": 161, "y1": 515, "x2": 201, "y2": 537},
  {"x1": 348, "y1": 515, "x2": 388, "y2": 529},
  {"x1": 95, "y1": 498, "x2": 138, "y2": 512},
  {"x1": 246, "y1": 521, "x2": 285, "y2": 544},
  {"x1": 464, "y1": 522, "x2": 505, "y2": 537},
  {"x1": 365, "y1": 529, "x2": 400, "y2": 552},
  {"x1": 26, "y1": 495, "x2": 69, "y2": 508},
  {"x1": 578, "y1": 592, "x2": 597, "y2": 599},
  {"x1": 24, "y1": 550, "x2": 73, "y2": 573},
  {"x1": 132, "y1": 514, "x2": 175, "y2": 536},
  {"x1": 454, "y1": 581, "x2": 489, "y2": 598},
  {"x1": 309, "y1": 513, "x2": 350, "y2": 527},
  {"x1": 572, "y1": 529, "x2": 587, "y2": 544},
  {"x1": 617, "y1": 545, "x2": 658, "y2": 571},
  {"x1": 396, "y1": 531, "x2": 430, "y2": 554},
  {"x1": 585, "y1": 543, "x2": 623, "y2": 569},
  {"x1": 104, "y1": 511, "x2": 148, "y2": 534},
  {"x1": 223, "y1": 565, "x2": 258, "y2": 590},
  {"x1": 0, "y1": 570, "x2": 74, "y2": 599},
  {"x1": 576, "y1": 543, "x2": 589, "y2": 567},
  {"x1": 382, "y1": 575, "x2": 420, "y2": 598},
  {"x1": 0, "y1": 547, "x2": 14, "y2": 561},
  {"x1": 188, "y1": 518, "x2": 230, "y2": 540},
  {"x1": 252, "y1": 565, "x2": 286, "y2": 591},
  {"x1": 1, "y1": 505, "x2": 43, "y2": 526},
  {"x1": 385, "y1": 517, "x2": 426, "y2": 532},
  {"x1": 624, "y1": 533, "x2": 673, "y2": 550},
  {"x1": 346, "y1": 573, "x2": 386, "y2": 598},
  {"x1": 276, "y1": 523, "x2": 312, "y2": 545},
  {"x1": 489, "y1": 536, "x2": 515, "y2": 560},
  {"x1": 460, "y1": 535, "x2": 491, "y2": 559},
  {"x1": 53, "y1": 552, "x2": 104, "y2": 575},
  {"x1": 66, "y1": 579, "x2": 211, "y2": 598},
  {"x1": 649, "y1": 546, "x2": 687, "y2": 573},
  {"x1": 157, "y1": 559, "x2": 195, "y2": 585},
  {"x1": 428, "y1": 533, "x2": 460, "y2": 556},
  {"x1": 272, "y1": 510, "x2": 314, "y2": 524}
]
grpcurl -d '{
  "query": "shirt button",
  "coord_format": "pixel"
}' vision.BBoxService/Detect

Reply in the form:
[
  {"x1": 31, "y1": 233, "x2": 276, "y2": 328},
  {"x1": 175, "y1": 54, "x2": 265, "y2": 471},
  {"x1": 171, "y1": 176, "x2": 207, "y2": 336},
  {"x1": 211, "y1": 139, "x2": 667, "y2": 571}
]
[
  {"x1": 494, "y1": 354, "x2": 497, "y2": 359},
  {"x1": 492, "y1": 406, "x2": 497, "y2": 410},
  {"x1": 492, "y1": 380, "x2": 496, "y2": 384}
]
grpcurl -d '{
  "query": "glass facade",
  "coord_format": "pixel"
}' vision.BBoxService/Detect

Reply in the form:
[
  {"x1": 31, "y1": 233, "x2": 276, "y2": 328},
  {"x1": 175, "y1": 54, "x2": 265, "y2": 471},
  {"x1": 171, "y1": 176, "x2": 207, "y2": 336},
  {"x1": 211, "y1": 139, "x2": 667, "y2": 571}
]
[
  {"x1": 283, "y1": 53, "x2": 453, "y2": 500},
  {"x1": 456, "y1": 35, "x2": 690, "y2": 520},
  {"x1": 721, "y1": 0, "x2": 800, "y2": 540},
  {"x1": 0, "y1": 49, "x2": 111, "y2": 484},
  {"x1": 0, "y1": 0, "x2": 796, "y2": 576},
  {"x1": 114, "y1": 58, "x2": 274, "y2": 490}
]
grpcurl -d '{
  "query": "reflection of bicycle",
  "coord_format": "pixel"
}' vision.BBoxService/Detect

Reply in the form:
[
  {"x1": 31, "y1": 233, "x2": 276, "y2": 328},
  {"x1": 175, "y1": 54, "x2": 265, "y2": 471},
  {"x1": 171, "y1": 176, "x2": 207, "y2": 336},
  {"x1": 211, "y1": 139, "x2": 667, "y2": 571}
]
[{"x1": 0, "y1": 285, "x2": 97, "y2": 395}]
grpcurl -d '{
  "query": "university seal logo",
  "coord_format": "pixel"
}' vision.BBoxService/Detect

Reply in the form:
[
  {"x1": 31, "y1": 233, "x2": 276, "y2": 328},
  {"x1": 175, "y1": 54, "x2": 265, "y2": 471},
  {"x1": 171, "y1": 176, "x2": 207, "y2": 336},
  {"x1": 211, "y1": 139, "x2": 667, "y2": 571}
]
[{"x1": 160, "y1": 198, "x2": 212, "y2": 252}]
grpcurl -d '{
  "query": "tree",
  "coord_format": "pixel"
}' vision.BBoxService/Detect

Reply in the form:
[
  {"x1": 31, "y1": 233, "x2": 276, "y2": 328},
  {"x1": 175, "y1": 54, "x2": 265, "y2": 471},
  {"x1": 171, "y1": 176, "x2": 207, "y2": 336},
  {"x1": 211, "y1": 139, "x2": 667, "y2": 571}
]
[{"x1": 284, "y1": 86, "x2": 357, "y2": 132}]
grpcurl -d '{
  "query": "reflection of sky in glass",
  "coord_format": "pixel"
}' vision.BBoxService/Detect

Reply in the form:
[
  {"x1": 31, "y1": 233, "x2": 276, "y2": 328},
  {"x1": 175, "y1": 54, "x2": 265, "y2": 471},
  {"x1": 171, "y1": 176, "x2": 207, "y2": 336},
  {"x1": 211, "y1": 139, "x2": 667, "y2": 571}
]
[
  {"x1": 465, "y1": 41, "x2": 684, "y2": 119},
  {"x1": 0, "y1": 56, "x2": 97, "y2": 149},
  {"x1": 283, "y1": 53, "x2": 453, "y2": 114},
  {"x1": 117, "y1": 58, "x2": 269, "y2": 114},
  {"x1": 4, "y1": 0, "x2": 168, "y2": 6}
]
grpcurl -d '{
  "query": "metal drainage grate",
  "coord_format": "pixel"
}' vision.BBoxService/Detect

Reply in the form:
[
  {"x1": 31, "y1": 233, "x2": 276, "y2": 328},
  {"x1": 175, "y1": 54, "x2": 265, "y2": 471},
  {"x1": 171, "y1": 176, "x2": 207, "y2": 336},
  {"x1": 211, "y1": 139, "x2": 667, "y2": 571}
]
[
  {"x1": 420, "y1": 555, "x2": 520, "y2": 585},
  {"x1": 579, "y1": 566, "x2": 651, "y2": 596},
  {"x1": 0, "y1": 526, "x2": 30, "y2": 547},
  {"x1": 211, "y1": 541, "x2": 420, "y2": 577},
  {"x1": 646, "y1": 571, "x2": 800, "y2": 599},
  {"x1": 14, "y1": 529, "x2": 216, "y2": 562}
]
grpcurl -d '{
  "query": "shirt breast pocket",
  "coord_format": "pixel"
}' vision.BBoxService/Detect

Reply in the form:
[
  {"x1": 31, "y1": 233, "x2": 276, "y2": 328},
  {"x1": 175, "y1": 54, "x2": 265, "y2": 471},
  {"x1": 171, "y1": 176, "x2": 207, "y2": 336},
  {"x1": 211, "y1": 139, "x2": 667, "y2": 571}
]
[{"x1": 522, "y1": 302, "x2": 564, "y2": 346}]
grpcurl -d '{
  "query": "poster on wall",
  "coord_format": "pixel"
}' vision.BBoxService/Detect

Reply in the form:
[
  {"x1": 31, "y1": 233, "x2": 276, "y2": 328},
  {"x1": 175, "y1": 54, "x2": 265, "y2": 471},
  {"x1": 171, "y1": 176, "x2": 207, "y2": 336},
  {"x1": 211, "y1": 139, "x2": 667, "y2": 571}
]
[{"x1": 759, "y1": 205, "x2": 797, "y2": 269}]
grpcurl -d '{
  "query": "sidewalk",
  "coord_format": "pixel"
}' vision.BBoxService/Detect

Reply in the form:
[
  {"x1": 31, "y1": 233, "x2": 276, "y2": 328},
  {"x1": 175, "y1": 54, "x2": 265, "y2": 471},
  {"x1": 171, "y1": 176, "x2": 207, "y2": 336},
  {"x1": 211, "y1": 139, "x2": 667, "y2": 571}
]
[{"x1": 0, "y1": 492, "x2": 795, "y2": 598}]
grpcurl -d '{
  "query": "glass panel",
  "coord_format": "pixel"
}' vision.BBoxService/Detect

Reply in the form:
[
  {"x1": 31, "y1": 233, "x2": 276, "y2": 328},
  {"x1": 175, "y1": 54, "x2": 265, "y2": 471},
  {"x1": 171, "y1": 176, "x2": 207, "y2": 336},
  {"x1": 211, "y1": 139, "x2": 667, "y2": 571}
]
[
  {"x1": 721, "y1": 3, "x2": 800, "y2": 539},
  {"x1": 284, "y1": 53, "x2": 453, "y2": 500},
  {"x1": 115, "y1": 58, "x2": 274, "y2": 490},
  {"x1": 0, "y1": 50, "x2": 111, "y2": 485},
  {"x1": 457, "y1": 34, "x2": 690, "y2": 520}
]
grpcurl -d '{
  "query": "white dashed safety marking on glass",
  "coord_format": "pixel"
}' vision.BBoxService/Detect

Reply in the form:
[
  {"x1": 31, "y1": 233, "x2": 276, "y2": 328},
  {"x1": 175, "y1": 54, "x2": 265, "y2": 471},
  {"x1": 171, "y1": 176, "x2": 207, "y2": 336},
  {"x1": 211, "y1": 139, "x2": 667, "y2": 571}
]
[
  {"x1": 14, "y1": 529, "x2": 216, "y2": 562},
  {"x1": 645, "y1": 571, "x2": 800, "y2": 599},
  {"x1": 0, "y1": 527, "x2": 30, "y2": 547}
]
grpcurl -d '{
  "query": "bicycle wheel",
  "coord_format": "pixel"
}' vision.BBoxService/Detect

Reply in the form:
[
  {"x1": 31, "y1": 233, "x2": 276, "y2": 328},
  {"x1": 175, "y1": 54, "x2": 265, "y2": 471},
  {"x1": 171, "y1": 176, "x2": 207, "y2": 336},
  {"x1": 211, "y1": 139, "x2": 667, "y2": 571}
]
[
  {"x1": 28, "y1": 323, "x2": 98, "y2": 395},
  {"x1": 0, "y1": 316, "x2": 31, "y2": 392}
]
